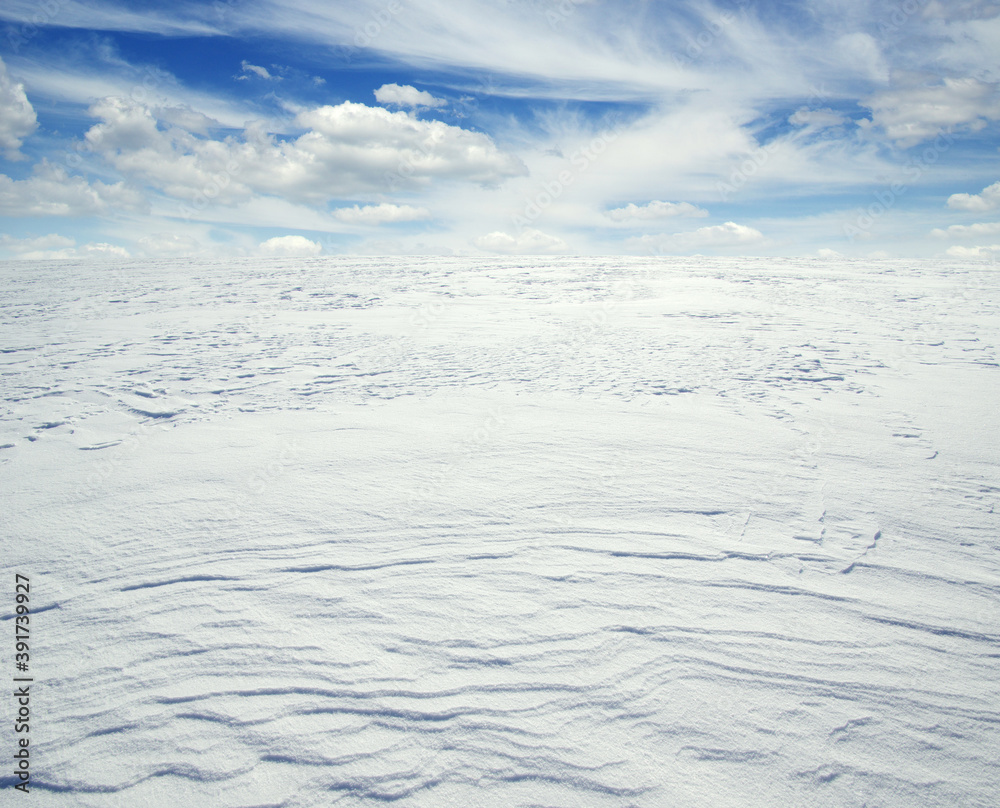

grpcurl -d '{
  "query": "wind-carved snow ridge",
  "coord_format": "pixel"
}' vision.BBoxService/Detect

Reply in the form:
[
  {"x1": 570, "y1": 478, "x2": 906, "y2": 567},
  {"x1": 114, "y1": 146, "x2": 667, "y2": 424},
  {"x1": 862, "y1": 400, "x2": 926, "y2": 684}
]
[{"x1": 2, "y1": 256, "x2": 999, "y2": 807}]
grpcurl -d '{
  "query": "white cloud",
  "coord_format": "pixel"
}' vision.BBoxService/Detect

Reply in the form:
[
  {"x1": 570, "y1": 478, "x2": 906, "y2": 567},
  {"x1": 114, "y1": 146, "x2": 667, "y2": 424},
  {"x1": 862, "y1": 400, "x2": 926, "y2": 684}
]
[
  {"x1": 0, "y1": 161, "x2": 146, "y2": 216},
  {"x1": 84, "y1": 96, "x2": 255, "y2": 205},
  {"x1": 473, "y1": 228, "x2": 570, "y2": 254},
  {"x1": 860, "y1": 78, "x2": 1000, "y2": 147},
  {"x1": 925, "y1": 0, "x2": 1000, "y2": 22},
  {"x1": 932, "y1": 221, "x2": 1000, "y2": 238},
  {"x1": 627, "y1": 221, "x2": 765, "y2": 253},
  {"x1": 947, "y1": 181, "x2": 1000, "y2": 212},
  {"x1": 137, "y1": 232, "x2": 201, "y2": 256},
  {"x1": 153, "y1": 105, "x2": 221, "y2": 135},
  {"x1": 934, "y1": 10, "x2": 1000, "y2": 83},
  {"x1": 8, "y1": 52, "x2": 256, "y2": 131},
  {"x1": 789, "y1": 108, "x2": 846, "y2": 129},
  {"x1": 0, "y1": 233, "x2": 75, "y2": 254},
  {"x1": 0, "y1": 56, "x2": 38, "y2": 160},
  {"x1": 228, "y1": 3, "x2": 697, "y2": 100},
  {"x1": 239, "y1": 61, "x2": 277, "y2": 81},
  {"x1": 0, "y1": 0, "x2": 221, "y2": 37},
  {"x1": 292, "y1": 103, "x2": 525, "y2": 190},
  {"x1": 816, "y1": 248, "x2": 845, "y2": 259},
  {"x1": 333, "y1": 203, "x2": 431, "y2": 225},
  {"x1": 835, "y1": 33, "x2": 888, "y2": 84},
  {"x1": 0, "y1": 234, "x2": 130, "y2": 260},
  {"x1": 945, "y1": 244, "x2": 1000, "y2": 258},
  {"x1": 9, "y1": 247, "x2": 75, "y2": 260},
  {"x1": 676, "y1": 221, "x2": 764, "y2": 247},
  {"x1": 374, "y1": 83, "x2": 446, "y2": 109},
  {"x1": 87, "y1": 96, "x2": 163, "y2": 153},
  {"x1": 83, "y1": 97, "x2": 526, "y2": 207},
  {"x1": 258, "y1": 235, "x2": 322, "y2": 257},
  {"x1": 605, "y1": 200, "x2": 708, "y2": 222},
  {"x1": 0, "y1": 1, "x2": 774, "y2": 104},
  {"x1": 81, "y1": 242, "x2": 131, "y2": 258}
]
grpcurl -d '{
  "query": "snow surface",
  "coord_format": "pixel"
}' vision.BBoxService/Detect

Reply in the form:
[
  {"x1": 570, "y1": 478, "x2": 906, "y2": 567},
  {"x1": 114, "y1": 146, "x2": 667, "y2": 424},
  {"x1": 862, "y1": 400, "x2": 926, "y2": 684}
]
[{"x1": 1, "y1": 255, "x2": 999, "y2": 807}]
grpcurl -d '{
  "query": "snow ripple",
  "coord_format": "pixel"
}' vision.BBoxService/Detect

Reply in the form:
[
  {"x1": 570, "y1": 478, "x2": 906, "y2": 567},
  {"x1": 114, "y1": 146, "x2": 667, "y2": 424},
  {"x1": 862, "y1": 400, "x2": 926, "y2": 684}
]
[{"x1": 2, "y1": 256, "x2": 998, "y2": 807}]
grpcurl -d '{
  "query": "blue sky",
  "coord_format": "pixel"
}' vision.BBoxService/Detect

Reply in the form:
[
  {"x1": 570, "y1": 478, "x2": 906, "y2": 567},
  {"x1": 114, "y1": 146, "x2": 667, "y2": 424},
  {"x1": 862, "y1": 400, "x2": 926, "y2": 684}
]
[{"x1": 1, "y1": 0, "x2": 999, "y2": 259}]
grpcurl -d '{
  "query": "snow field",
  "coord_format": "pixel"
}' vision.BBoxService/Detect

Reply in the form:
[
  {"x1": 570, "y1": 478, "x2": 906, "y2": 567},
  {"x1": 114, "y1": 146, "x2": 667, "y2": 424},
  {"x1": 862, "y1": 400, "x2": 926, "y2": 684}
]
[{"x1": 1, "y1": 256, "x2": 998, "y2": 806}]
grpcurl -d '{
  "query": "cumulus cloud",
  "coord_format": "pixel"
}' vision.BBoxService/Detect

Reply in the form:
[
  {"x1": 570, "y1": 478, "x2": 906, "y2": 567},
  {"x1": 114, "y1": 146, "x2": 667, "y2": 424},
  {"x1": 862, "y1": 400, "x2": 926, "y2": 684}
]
[
  {"x1": 860, "y1": 78, "x2": 1000, "y2": 147},
  {"x1": 932, "y1": 221, "x2": 1000, "y2": 238},
  {"x1": 333, "y1": 203, "x2": 431, "y2": 225},
  {"x1": 80, "y1": 242, "x2": 130, "y2": 258},
  {"x1": 0, "y1": 234, "x2": 130, "y2": 260},
  {"x1": 945, "y1": 244, "x2": 1000, "y2": 258},
  {"x1": 84, "y1": 97, "x2": 253, "y2": 205},
  {"x1": 947, "y1": 180, "x2": 1000, "y2": 212},
  {"x1": 473, "y1": 228, "x2": 570, "y2": 254},
  {"x1": 0, "y1": 56, "x2": 38, "y2": 160},
  {"x1": 239, "y1": 61, "x2": 278, "y2": 80},
  {"x1": 0, "y1": 233, "x2": 75, "y2": 254},
  {"x1": 605, "y1": 200, "x2": 708, "y2": 222},
  {"x1": 0, "y1": 161, "x2": 146, "y2": 216},
  {"x1": 675, "y1": 221, "x2": 764, "y2": 248},
  {"x1": 293, "y1": 102, "x2": 524, "y2": 190},
  {"x1": 83, "y1": 97, "x2": 525, "y2": 207},
  {"x1": 258, "y1": 235, "x2": 322, "y2": 257},
  {"x1": 627, "y1": 221, "x2": 764, "y2": 253},
  {"x1": 374, "y1": 84, "x2": 446, "y2": 109},
  {"x1": 137, "y1": 233, "x2": 202, "y2": 256}
]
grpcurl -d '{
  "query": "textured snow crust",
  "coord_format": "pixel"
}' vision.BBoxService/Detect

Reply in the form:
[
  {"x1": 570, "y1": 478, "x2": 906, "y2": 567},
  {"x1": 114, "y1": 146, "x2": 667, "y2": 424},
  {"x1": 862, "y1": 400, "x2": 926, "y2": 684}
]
[{"x1": 1, "y1": 255, "x2": 999, "y2": 807}]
